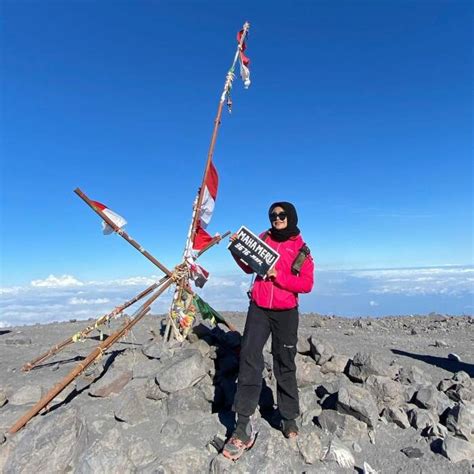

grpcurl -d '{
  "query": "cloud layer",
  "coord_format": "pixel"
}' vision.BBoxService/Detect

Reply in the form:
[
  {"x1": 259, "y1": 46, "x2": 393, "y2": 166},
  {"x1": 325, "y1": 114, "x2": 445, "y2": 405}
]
[{"x1": 1, "y1": 265, "x2": 472, "y2": 327}]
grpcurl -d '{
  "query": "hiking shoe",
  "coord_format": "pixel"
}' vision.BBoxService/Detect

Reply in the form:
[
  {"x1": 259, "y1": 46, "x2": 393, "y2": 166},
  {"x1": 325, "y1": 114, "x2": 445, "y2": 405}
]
[
  {"x1": 281, "y1": 418, "x2": 299, "y2": 439},
  {"x1": 222, "y1": 434, "x2": 256, "y2": 461}
]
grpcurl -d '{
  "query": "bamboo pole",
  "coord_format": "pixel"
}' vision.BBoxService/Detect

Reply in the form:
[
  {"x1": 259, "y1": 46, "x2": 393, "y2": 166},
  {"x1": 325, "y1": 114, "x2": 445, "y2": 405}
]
[
  {"x1": 74, "y1": 188, "x2": 173, "y2": 278},
  {"x1": 186, "y1": 21, "x2": 250, "y2": 253},
  {"x1": 22, "y1": 276, "x2": 168, "y2": 371},
  {"x1": 9, "y1": 277, "x2": 173, "y2": 434}
]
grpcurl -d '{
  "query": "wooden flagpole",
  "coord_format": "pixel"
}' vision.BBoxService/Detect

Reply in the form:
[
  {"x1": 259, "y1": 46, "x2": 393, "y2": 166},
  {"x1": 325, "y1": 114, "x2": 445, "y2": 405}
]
[
  {"x1": 9, "y1": 277, "x2": 174, "y2": 434},
  {"x1": 21, "y1": 276, "x2": 169, "y2": 372}
]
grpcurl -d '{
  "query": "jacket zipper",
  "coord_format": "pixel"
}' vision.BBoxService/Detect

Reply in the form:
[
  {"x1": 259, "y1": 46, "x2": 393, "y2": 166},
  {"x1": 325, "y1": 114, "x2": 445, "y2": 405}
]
[{"x1": 269, "y1": 242, "x2": 281, "y2": 308}]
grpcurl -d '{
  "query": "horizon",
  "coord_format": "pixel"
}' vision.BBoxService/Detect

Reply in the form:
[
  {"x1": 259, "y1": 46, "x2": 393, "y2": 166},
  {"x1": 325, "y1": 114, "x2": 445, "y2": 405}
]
[{"x1": 1, "y1": 1, "x2": 473, "y2": 324}]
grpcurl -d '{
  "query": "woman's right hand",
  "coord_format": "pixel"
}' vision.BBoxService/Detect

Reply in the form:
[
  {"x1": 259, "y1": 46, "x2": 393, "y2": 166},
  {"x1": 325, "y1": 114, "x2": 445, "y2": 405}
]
[{"x1": 229, "y1": 232, "x2": 238, "y2": 242}]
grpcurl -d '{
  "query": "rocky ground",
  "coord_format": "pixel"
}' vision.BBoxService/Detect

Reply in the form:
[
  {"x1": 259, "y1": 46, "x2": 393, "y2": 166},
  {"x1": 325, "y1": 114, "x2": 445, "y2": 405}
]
[{"x1": 0, "y1": 312, "x2": 473, "y2": 473}]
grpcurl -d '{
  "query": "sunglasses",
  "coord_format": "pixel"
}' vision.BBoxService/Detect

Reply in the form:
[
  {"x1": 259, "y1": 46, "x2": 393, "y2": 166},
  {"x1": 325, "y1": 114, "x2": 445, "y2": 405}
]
[{"x1": 270, "y1": 211, "x2": 287, "y2": 221}]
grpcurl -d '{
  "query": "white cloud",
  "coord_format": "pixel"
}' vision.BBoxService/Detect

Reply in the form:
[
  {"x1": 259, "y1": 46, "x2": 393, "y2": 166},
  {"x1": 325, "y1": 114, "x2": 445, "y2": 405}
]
[
  {"x1": 31, "y1": 274, "x2": 84, "y2": 288},
  {"x1": 369, "y1": 300, "x2": 379, "y2": 307},
  {"x1": 69, "y1": 297, "x2": 110, "y2": 305}
]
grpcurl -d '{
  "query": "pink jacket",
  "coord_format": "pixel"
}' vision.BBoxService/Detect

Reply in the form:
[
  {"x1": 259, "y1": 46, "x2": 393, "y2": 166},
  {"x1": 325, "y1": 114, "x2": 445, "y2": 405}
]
[{"x1": 234, "y1": 232, "x2": 314, "y2": 310}]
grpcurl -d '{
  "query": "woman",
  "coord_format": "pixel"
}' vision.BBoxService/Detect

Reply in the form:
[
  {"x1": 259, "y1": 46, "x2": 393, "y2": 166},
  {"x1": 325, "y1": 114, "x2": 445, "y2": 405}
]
[{"x1": 223, "y1": 201, "x2": 314, "y2": 461}]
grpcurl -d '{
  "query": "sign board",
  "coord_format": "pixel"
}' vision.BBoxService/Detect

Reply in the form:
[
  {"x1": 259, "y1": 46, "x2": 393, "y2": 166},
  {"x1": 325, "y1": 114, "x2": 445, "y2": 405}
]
[{"x1": 228, "y1": 226, "x2": 280, "y2": 276}]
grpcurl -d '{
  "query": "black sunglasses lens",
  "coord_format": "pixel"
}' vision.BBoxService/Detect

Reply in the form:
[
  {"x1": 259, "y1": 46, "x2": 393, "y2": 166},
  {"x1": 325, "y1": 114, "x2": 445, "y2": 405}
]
[{"x1": 270, "y1": 212, "x2": 287, "y2": 221}]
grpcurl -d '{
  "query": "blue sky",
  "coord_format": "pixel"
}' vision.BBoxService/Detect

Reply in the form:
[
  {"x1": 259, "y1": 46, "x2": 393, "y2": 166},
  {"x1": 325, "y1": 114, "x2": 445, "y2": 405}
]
[{"x1": 1, "y1": 1, "x2": 472, "y2": 323}]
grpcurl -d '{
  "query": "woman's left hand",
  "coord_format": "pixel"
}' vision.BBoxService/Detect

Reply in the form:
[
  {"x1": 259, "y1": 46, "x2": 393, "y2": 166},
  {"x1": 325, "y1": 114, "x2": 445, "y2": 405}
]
[{"x1": 266, "y1": 267, "x2": 277, "y2": 279}]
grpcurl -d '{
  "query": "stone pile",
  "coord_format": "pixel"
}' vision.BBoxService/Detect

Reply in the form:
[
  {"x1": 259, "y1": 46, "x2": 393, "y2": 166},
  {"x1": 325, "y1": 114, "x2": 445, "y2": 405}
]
[{"x1": 0, "y1": 315, "x2": 472, "y2": 473}]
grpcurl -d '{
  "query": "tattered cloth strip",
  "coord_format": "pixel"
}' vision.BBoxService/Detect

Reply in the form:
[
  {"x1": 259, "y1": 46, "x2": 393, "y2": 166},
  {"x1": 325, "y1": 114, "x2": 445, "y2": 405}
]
[
  {"x1": 237, "y1": 29, "x2": 251, "y2": 88},
  {"x1": 189, "y1": 262, "x2": 209, "y2": 288},
  {"x1": 91, "y1": 200, "x2": 127, "y2": 235},
  {"x1": 193, "y1": 295, "x2": 226, "y2": 326}
]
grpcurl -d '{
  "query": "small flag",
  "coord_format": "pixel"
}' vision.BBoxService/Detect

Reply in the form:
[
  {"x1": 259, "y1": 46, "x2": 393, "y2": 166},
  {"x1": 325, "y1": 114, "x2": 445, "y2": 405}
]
[
  {"x1": 193, "y1": 295, "x2": 226, "y2": 326},
  {"x1": 91, "y1": 201, "x2": 127, "y2": 235},
  {"x1": 199, "y1": 160, "x2": 218, "y2": 228},
  {"x1": 237, "y1": 29, "x2": 251, "y2": 88},
  {"x1": 189, "y1": 263, "x2": 210, "y2": 288}
]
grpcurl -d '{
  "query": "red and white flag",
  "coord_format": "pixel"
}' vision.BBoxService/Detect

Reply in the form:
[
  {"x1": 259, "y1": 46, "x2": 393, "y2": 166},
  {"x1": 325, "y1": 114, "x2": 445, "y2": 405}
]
[
  {"x1": 199, "y1": 160, "x2": 218, "y2": 228},
  {"x1": 91, "y1": 201, "x2": 127, "y2": 235}
]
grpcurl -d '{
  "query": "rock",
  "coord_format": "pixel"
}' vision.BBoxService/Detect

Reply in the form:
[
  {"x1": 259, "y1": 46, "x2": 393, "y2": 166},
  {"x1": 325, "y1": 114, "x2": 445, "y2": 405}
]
[
  {"x1": 113, "y1": 387, "x2": 149, "y2": 425},
  {"x1": 448, "y1": 353, "x2": 461, "y2": 362},
  {"x1": 337, "y1": 385, "x2": 379, "y2": 428},
  {"x1": 299, "y1": 385, "x2": 319, "y2": 413},
  {"x1": 0, "y1": 390, "x2": 8, "y2": 407},
  {"x1": 363, "y1": 461, "x2": 379, "y2": 473},
  {"x1": 398, "y1": 365, "x2": 432, "y2": 387},
  {"x1": 126, "y1": 435, "x2": 156, "y2": 468},
  {"x1": 346, "y1": 352, "x2": 391, "y2": 383},
  {"x1": 382, "y1": 406, "x2": 410, "y2": 429},
  {"x1": 297, "y1": 428, "x2": 322, "y2": 464},
  {"x1": 0, "y1": 432, "x2": 5, "y2": 445},
  {"x1": 301, "y1": 406, "x2": 323, "y2": 426},
  {"x1": 297, "y1": 334, "x2": 311, "y2": 354},
  {"x1": 4, "y1": 336, "x2": 31, "y2": 345},
  {"x1": 296, "y1": 355, "x2": 324, "y2": 387},
  {"x1": 452, "y1": 371, "x2": 472, "y2": 385},
  {"x1": 413, "y1": 386, "x2": 440, "y2": 411},
  {"x1": 401, "y1": 446, "x2": 423, "y2": 458},
  {"x1": 434, "y1": 340, "x2": 448, "y2": 347},
  {"x1": 88, "y1": 369, "x2": 132, "y2": 398},
  {"x1": 317, "y1": 409, "x2": 368, "y2": 442},
  {"x1": 423, "y1": 422, "x2": 449, "y2": 438},
  {"x1": 10, "y1": 385, "x2": 42, "y2": 405},
  {"x1": 155, "y1": 348, "x2": 207, "y2": 393},
  {"x1": 77, "y1": 427, "x2": 135, "y2": 473},
  {"x1": 445, "y1": 402, "x2": 474, "y2": 442},
  {"x1": 4, "y1": 407, "x2": 88, "y2": 472},
  {"x1": 145, "y1": 377, "x2": 167, "y2": 401},
  {"x1": 322, "y1": 436, "x2": 355, "y2": 469},
  {"x1": 320, "y1": 355, "x2": 349, "y2": 374},
  {"x1": 407, "y1": 407, "x2": 438, "y2": 430},
  {"x1": 157, "y1": 446, "x2": 210, "y2": 472},
  {"x1": 365, "y1": 375, "x2": 405, "y2": 410},
  {"x1": 166, "y1": 386, "x2": 209, "y2": 424},
  {"x1": 440, "y1": 434, "x2": 474, "y2": 463},
  {"x1": 141, "y1": 340, "x2": 168, "y2": 359},
  {"x1": 309, "y1": 337, "x2": 334, "y2": 365}
]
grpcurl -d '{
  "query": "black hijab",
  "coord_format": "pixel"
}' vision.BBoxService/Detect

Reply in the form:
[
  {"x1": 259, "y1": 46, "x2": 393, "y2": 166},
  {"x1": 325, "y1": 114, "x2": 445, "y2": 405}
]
[{"x1": 268, "y1": 201, "x2": 300, "y2": 242}]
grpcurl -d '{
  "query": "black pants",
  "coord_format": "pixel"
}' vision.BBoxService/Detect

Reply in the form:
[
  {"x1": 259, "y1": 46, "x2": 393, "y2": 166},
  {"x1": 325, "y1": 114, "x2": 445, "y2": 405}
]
[{"x1": 233, "y1": 302, "x2": 299, "y2": 421}]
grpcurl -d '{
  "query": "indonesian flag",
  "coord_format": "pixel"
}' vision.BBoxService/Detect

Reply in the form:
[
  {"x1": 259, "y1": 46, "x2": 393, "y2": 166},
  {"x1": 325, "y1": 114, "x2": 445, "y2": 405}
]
[
  {"x1": 190, "y1": 160, "x2": 218, "y2": 251},
  {"x1": 91, "y1": 201, "x2": 127, "y2": 235},
  {"x1": 237, "y1": 29, "x2": 251, "y2": 89},
  {"x1": 199, "y1": 160, "x2": 218, "y2": 228}
]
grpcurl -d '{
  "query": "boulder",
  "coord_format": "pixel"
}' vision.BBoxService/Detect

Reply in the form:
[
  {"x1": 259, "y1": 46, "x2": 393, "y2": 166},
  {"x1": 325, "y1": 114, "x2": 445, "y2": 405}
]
[
  {"x1": 346, "y1": 352, "x2": 391, "y2": 383},
  {"x1": 296, "y1": 354, "x2": 324, "y2": 387},
  {"x1": 320, "y1": 355, "x2": 349, "y2": 374},
  {"x1": 445, "y1": 402, "x2": 474, "y2": 442},
  {"x1": 9, "y1": 385, "x2": 42, "y2": 405},
  {"x1": 297, "y1": 428, "x2": 323, "y2": 464},
  {"x1": 413, "y1": 386, "x2": 440, "y2": 411},
  {"x1": 337, "y1": 385, "x2": 379, "y2": 428},
  {"x1": 155, "y1": 348, "x2": 207, "y2": 393},
  {"x1": 113, "y1": 387, "x2": 149, "y2": 425},
  {"x1": 317, "y1": 409, "x2": 368, "y2": 442},
  {"x1": 4, "y1": 407, "x2": 88, "y2": 473},
  {"x1": 309, "y1": 337, "x2": 334, "y2": 365},
  {"x1": 440, "y1": 435, "x2": 474, "y2": 463},
  {"x1": 407, "y1": 407, "x2": 438, "y2": 430},
  {"x1": 365, "y1": 375, "x2": 405, "y2": 411},
  {"x1": 77, "y1": 427, "x2": 135, "y2": 473},
  {"x1": 88, "y1": 369, "x2": 132, "y2": 398},
  {"x1": 382, "y1": 406, "x2": 410, "y2": 429},
  {"x1": 296, "y1": 333, "x2": 311, "y2": 354},
  {"x1": 166, "y1": 386, "x2": 210, "y2": 424},
  {"x1": 0, "y1": 389, "x2": 7, "y2": 407},
  {"x1": 398, "y1": 365, "x2": 432, "y2": 387}
]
